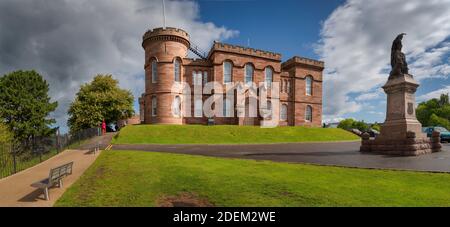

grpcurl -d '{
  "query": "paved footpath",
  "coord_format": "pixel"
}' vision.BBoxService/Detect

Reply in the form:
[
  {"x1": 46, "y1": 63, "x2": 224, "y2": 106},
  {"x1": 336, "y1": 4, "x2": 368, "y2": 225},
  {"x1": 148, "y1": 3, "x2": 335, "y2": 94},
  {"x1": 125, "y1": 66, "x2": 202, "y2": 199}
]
[
  {"x1": 112, "y1": 142, "x2": 450, "y2": 173},
  {"x1": 0, "y1": 133, "x2": 114, "y2": 207}
]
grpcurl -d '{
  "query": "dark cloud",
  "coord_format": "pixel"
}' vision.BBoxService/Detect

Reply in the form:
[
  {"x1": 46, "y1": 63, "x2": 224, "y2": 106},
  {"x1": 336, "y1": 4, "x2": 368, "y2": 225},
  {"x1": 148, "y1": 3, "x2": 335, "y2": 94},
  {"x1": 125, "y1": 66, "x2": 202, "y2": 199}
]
[{"x1": 0, "y1": 0, "x2": 238, "y2": 132}]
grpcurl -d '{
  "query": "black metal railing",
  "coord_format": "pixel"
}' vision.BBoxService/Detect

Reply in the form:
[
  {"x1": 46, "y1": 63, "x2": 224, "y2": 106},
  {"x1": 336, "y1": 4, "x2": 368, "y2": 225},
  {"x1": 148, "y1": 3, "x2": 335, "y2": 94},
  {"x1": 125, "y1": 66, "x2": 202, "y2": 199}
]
[
  {"x1": 0, "y1": 128, "x2": 99, "y2": 179},
  {"x1": 189, "y1": 42, "x2": 208, "y2": 59}
]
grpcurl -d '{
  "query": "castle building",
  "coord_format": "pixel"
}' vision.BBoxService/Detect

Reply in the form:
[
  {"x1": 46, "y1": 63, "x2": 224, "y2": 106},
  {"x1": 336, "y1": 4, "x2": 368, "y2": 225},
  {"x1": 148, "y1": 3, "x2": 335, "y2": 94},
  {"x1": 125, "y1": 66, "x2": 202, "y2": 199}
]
[{"x1": 139, "y1": 27, "x2": 324, "y2": 126}]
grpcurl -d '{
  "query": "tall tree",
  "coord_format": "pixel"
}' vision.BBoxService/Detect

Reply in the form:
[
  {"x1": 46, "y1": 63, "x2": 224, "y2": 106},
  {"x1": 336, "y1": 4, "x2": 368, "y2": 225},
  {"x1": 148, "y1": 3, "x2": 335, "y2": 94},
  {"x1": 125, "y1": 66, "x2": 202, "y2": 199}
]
[
  {"x1": 68, "y1": 74, "x2": 134, "y2": 132},
  {"x1": 0, "y1": 122, "x2": 12, "y2": 145},
  {"x1": 417, "y1": 93, "x2": 450, "y2": 129},
  {"x1": 0, "y1": 70, "x2": 58, "y2": 142}
]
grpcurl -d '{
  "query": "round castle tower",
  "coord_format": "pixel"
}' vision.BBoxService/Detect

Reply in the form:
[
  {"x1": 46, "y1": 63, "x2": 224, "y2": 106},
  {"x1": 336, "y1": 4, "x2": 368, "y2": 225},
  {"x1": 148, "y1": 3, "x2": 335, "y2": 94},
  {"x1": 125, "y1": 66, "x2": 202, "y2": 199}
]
[{"x1": 142, "y1": 27, "x2": 190, "y2": 124}]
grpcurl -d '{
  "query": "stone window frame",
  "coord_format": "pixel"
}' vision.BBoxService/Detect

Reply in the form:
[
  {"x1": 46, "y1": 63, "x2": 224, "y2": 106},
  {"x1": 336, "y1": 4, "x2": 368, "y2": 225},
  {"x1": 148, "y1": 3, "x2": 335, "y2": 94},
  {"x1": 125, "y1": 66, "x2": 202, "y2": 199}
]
[
  {"x1": 264, "y1": 66, "x2": 273, "y2": 88},
  {"x1": 174, "y1": 58, "x2": 181, "y2": 82},
  {"x1": 151, "y1": 58, "x2": 158, "y2": 83},
  {"x1": 286, "y1": 79, "x2": 290, "y2": 93},
  {"x1": 305, "y1": 75, "x2": 313, "y2": 96},
  {"x1": 194, "y1": 98, "x2": 203, "y2": 117},
  {"x1": 305, "y1": 105, "x2": 313, "y2": 122},
  {"x1": 264, "y1": 100, "x2": 273, "y2": 120},
  {"x1": 203, "y1": 71, "x2": 208, "y2": 86},
  {"x1": 244, "y1": 63, "x2": 254, "y2": 85},
  {"x1": 173, "y1": 95, "x2": 182, "y2": 118},
  {"x1": 193, "y1": 71, "x2": 202, "y2": 86},
  {"x1": 280, "y1": 104, "x2": 288, "y2": 121},
  {"x1": 223, "y1": 61, "x2": 233, "y2": 84},
  {"x1": 223, "y1": 98, "x2": 232, "y2": 117},
  {"x1": 151, "y1": 96, "x2": 157, "y2": 117}
]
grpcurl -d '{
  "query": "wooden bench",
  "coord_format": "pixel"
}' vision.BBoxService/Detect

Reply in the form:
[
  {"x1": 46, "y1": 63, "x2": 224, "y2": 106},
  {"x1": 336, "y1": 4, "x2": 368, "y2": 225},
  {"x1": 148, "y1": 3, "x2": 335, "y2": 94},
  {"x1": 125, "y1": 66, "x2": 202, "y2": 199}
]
[
  {"x1": 31, "y1": 162, "x2": 74, "y2": 201},
  {"x1": 88, "y1": 143, "x2": 100, "y2": 155}
]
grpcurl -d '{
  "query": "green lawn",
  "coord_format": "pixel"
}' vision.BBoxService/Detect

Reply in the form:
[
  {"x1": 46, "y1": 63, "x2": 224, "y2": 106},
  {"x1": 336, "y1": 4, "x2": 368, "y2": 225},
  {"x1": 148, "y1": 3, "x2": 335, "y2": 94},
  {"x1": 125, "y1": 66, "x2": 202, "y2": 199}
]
[
  {"x1": 112, "y1": 125, "x2": 359, "y2": 144},
  {"x1": 56, "y1": 150, "x2": 450, "y2": 207}
]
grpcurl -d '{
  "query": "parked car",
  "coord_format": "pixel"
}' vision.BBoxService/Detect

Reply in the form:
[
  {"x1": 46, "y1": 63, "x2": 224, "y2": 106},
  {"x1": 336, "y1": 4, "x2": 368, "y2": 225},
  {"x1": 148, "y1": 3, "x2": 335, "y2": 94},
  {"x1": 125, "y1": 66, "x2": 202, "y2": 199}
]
[
  {"x1": 423, "y1": 126, "x2": 450, "y2": 142},
  {"x1": 364, "y1": 128, "x2": 380, "y2": 138},
  {"x1": 349, "y1": 128, "x2": 362, "y2": 136},
  {"x1": 106, "y1": 125, "x2": 116, "y2": 132}
]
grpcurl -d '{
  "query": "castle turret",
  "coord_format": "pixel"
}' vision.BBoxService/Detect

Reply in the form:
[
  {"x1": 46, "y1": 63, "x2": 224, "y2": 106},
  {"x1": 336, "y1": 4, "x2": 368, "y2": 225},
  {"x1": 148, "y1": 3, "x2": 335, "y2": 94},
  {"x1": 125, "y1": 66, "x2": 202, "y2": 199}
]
[{"x1": 142, "y1": 27, "x2": 190, "y2": 124}]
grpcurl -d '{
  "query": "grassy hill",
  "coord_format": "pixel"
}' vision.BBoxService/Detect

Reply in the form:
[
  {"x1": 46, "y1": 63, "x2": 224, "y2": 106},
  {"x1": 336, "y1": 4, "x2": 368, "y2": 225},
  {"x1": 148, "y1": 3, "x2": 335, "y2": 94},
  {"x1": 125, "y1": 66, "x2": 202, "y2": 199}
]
[
  {"x1": 56, "y1": 151, "x2": 450, "y2": 207},
  {"x1": 112, "y1": 125, "x2": 359, "y2": 145}
]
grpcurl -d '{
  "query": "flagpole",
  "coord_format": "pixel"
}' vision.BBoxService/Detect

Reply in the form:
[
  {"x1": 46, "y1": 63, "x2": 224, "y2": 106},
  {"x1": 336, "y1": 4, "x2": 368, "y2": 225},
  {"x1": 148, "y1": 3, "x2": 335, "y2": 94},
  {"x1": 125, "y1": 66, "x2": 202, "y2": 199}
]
[{"x1": 162, "y1": 0, "x2": 166, "y2": 28}]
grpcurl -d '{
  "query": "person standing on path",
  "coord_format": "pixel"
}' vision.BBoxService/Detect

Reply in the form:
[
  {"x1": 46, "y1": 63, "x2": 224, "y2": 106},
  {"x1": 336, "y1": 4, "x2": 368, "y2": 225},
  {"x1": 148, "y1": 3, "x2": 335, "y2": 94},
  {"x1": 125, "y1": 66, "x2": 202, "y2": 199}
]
[{"x1": 101, "y1": 120, "x2": 106, "y2": 135}]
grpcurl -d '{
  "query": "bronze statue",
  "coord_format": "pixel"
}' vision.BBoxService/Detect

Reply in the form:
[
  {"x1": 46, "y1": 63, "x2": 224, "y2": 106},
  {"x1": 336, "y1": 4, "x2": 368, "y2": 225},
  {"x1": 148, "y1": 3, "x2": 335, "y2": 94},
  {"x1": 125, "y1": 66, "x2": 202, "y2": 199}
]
[{"x1": 390, "y1": 33, "x2": 409, "y2": 78}]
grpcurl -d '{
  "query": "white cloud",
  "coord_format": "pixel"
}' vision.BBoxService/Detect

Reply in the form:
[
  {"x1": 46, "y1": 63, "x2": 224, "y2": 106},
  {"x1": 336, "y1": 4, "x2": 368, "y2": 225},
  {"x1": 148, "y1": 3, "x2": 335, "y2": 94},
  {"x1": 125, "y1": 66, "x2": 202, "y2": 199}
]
[
  {"x1": 355, "y1": 89, "x2": 383, "y2": 101},
  {"x1": 317, "y1": 0, "x2": 450, "y2": 118},
  {"x1": 0, "y1": 0, "x2": 238, "y2": 132},
  {"x1": 322, "y1": 116, "x2": 345, "y2": 124},
  {"x1": 417, "y1": 85, "x2": 450, "y2": 102}
]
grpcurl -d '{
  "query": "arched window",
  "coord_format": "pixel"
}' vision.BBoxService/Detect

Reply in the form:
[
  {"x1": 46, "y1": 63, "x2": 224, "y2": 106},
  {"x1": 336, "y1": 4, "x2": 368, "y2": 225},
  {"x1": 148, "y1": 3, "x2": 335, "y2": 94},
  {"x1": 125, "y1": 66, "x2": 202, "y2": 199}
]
[
  {"x1": 223, "y1": 61, "x2": 232, "y2": 83},
  {"x1": 265, "y1": 101, "x2": 272, "y2": 119},
  {"x1": 245, "y1": 64, "x2": 253, "y2": 84},
  {"x1": 286, "y1": 80, "x2": 290, "y2": 93},
  {"x1": 193, "y1": 71, "x2": 202, "y2": 85},
  {"x1": 152, "y1": 96, "x2": 157, "y2": 116},
  {"x1": 223, "y1": 99, "x2": 232, "y2": 117},
  {"x1": 306, "y1": 76, "x2": 313, "y2": 96},
  {"x1": 280, "y1": 104, "x2": 287, "y2": 121},
  {"x1": 194, "y1": 98, "x2": 203, "y2": 117},
  {"x1": 174, "y1": 59, "x2": 181, "y2": 82},
  {"x1": 203, "y1": 71, "x2": 208, "y2": 85},
  {"x1": 151, "y1": 59, "x2": 157, "y2": 83},
  {"x1": 173, "y1": 96, "x2": 181, "y2": 117},
  {"x1": 265, "y1": 67, "x2": 273, "y2": 87},
  {"x1": 305, "y1": 105, "x2": 313, "y2": 122}
]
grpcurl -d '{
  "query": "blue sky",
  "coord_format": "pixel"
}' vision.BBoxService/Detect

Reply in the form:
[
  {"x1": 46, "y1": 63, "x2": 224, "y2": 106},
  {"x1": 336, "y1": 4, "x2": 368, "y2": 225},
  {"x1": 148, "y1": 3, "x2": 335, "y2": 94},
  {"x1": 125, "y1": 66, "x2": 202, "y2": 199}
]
[{"x1": 197, "y1": 0, "x2": 344, "y2": 61}]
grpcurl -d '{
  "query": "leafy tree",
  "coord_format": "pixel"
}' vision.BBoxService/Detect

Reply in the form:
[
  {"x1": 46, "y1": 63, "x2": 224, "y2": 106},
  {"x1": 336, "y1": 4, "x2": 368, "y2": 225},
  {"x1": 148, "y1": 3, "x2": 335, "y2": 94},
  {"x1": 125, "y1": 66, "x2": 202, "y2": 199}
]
[
  {"x1": 68, "y1": 74, "x2": 134, "y2": 132},
  {"x1": 337, "y1": 118, "x2": 356, "y2": 130},
  {"x1": 428, "y1": 114, "x2": 450, "y2": 130},
  {"x1": 0, "y1": 122, "x2": 12, "y2": 144},
  {"x1": 417, "y1": 93, "x2": 450, "y2": 129},
  {"x1": 371, "y1": 123, "x2": 381, "y2": 132},
  {"x1": 0, "y1": 70, "x2": 57, "y2": 142},
  {"x1": 338, "y1": 118, "x2": 370, "y2": 132},
  {"x1": 439, "y1": 93, "x2": 449, "y2": 106},
  {"x1": 352, "y1": 120, "x2": 369, "y2": 132}
]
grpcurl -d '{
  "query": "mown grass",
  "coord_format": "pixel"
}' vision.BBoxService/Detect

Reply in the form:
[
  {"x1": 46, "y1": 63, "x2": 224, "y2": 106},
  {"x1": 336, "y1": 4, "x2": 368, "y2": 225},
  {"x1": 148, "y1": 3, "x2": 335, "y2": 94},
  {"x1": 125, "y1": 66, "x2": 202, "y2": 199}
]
[
  {"x1": 112, "y1": 125, "x2": 359, "y2": 145},
  {"x1": 56, "y1": 150, "x2": 450, "y2": 207}
]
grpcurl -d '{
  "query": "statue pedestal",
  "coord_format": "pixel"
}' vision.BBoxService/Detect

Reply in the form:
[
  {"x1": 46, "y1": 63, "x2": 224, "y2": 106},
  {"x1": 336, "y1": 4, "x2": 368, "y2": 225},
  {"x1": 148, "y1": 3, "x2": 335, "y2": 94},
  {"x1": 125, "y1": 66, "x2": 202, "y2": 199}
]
[{"x1": 360, "y1": 74, "x2": 441, "y2": 156}]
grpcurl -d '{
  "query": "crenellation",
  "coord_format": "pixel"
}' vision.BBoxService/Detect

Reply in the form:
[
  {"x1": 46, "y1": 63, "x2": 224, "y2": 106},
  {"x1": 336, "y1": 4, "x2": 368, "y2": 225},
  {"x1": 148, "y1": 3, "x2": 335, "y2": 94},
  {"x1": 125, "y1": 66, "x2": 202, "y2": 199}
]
[
  {"x1": 210, "y1": 42, "x2": 282, "y2": 61},
  {"x1": 282, "y1": 56, "x2": 325, "y2": 70}
]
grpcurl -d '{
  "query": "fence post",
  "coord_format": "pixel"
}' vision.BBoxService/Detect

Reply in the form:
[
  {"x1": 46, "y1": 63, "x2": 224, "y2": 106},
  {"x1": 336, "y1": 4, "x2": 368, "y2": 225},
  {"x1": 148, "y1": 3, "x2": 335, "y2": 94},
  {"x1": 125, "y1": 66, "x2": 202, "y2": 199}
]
[
  {"x1": 39, "y1": 147, "x2": 42, "y2": 163},
  {"x1": 11, "y1": 144, "x2": 17, "y2": 174},
  {"x1": 56, "y1": 128, "x2": 60, "y2": 153}
]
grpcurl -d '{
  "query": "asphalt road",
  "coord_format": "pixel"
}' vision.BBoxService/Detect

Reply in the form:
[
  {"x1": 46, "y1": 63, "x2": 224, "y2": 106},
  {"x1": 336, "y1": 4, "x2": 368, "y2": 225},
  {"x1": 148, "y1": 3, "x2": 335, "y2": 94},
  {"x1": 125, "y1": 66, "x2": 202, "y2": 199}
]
[{"x1": 112, "y1": 142, "x2": 450, "y2": 172}]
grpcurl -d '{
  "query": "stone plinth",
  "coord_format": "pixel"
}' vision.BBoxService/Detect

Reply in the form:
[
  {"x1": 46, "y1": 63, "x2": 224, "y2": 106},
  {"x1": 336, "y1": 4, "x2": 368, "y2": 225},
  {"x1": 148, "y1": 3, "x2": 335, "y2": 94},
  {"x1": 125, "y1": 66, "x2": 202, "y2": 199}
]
[{"x1": 360, "y1": 73, "x2": 441, "y2": 156}]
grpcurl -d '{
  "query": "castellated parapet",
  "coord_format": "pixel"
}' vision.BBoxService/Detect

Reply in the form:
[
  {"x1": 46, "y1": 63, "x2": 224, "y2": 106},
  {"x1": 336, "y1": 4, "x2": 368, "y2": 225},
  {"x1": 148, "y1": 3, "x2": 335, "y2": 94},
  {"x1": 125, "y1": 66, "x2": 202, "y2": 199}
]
[
  {"x1": 282, "y1": 56, "x2": 325, "y2": 70},
  {"x1": 142, "y1": 27, "x2": 190, "y2": 48},
  {"x1": 209, "y1": 42, "x2": 282, "y2": 61}
]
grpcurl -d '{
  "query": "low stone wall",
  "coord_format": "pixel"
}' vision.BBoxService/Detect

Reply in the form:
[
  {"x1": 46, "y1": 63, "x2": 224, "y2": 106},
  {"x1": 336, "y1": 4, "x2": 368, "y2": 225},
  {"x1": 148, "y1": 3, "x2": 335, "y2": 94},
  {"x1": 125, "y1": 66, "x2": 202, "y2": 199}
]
[{"x1": 360, "y1": 131, "x2": 441, "y2": 156}]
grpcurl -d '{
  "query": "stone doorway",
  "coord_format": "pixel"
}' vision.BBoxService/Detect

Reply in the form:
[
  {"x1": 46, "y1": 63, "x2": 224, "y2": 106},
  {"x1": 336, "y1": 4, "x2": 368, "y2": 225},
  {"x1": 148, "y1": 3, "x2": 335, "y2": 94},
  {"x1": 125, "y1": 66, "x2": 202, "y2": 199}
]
[{"x1": 242, "y1": 97, "x2": 257, "y2": 126}]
